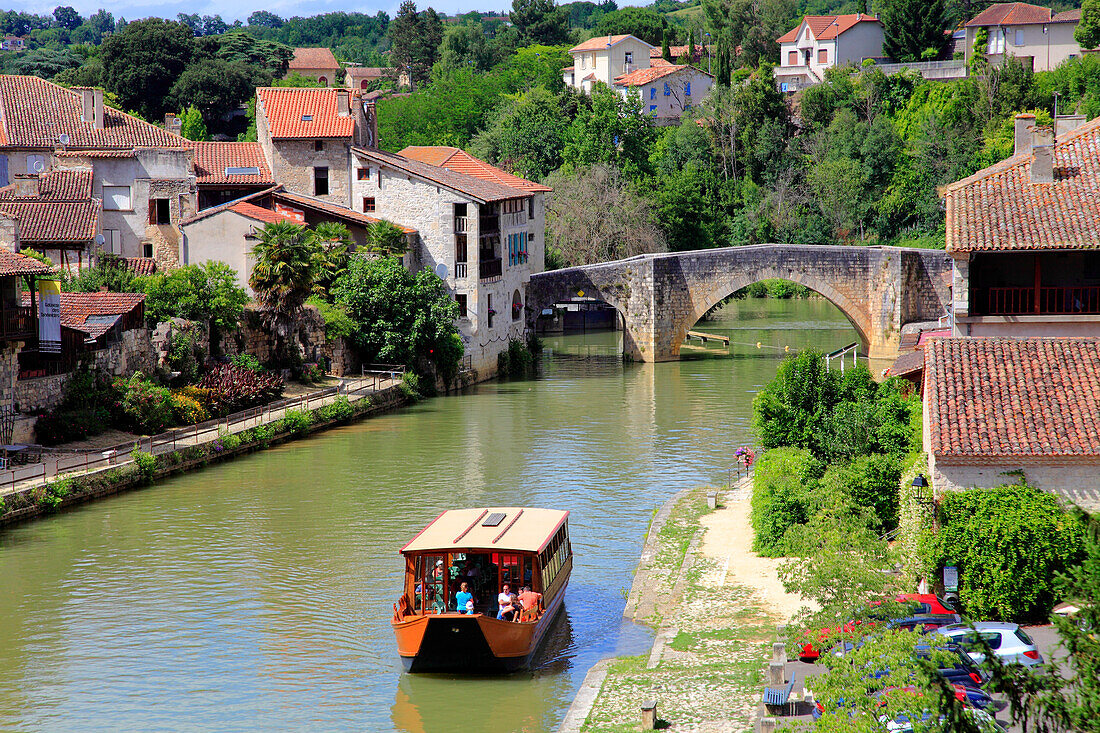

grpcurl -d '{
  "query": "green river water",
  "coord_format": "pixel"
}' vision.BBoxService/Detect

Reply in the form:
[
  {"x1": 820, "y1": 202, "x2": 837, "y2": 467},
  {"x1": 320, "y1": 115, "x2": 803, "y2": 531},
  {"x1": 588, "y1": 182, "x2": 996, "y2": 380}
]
[{"x1": 0, "y1": 298, "x2": 855, "y2": 733}]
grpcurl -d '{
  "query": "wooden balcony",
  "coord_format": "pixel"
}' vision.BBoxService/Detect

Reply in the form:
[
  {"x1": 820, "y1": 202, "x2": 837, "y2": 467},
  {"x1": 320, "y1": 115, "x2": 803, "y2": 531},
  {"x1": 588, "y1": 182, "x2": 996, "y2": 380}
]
[
  {"x1": 985, "y1": 286, "x2": 1100, "y2": 315},
  {"x1": 479, "y1": 257, "x2": 502, "y2": 280},
  {"x1": 0, "y1": 306, "x2": 35, "y2": 340},
  {"x1": 454, "y1": 216, "x2": 468, "y2": 234}
]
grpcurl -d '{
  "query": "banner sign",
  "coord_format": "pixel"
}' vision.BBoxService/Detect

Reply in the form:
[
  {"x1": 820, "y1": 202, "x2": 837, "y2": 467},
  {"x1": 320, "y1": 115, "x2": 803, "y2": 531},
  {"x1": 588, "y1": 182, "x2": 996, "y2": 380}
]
[{"x1": 38, "y1": 278, "x2": 60, "y2": 354}]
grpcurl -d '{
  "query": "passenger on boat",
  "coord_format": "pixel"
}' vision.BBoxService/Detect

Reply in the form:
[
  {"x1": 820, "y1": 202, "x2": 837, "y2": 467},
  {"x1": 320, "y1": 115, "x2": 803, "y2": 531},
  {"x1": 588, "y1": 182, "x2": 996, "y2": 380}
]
[
  {"x1": 455, "y1": 582, "x2": 475, "y2": 614},
  {"x1": 497, "y1": 584, "x2": 516, "y2": 621},
  {"x1": 517, "y1": 586, "x2": 542, "y2": 615}
]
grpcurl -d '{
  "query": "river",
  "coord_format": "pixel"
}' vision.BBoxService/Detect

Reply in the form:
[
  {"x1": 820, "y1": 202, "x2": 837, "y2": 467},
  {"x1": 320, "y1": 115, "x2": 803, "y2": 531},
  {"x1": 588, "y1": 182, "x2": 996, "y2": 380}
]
[{"x1": 0, "y1": 298, "x2": 854, "y2": 733}]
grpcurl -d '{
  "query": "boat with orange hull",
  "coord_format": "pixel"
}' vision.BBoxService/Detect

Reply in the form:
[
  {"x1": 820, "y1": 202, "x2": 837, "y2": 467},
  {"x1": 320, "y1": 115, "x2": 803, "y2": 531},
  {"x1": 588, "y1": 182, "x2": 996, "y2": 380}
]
[{"x1": 391, "y1": 507, "x2": 572, "y2": 673}]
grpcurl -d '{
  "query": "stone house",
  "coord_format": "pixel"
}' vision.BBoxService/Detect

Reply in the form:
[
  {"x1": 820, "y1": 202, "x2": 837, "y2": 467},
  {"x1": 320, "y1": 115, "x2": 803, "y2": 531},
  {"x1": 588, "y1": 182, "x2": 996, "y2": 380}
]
[
  {"x1": 0, "y1": 249, "x2": 49, "y2": 433},
  {"x1": 776, "y1": 14, "x2": 884, "y2": 91},
  {"x1": 190, "y1": 141, "x2": 276, "y2": 210},
  {"x1": 614, "y1": 64, "x2": 714, "y2": 124},
  {"x1": 943, "y1": 113, "x2": 1098, "y2": 339},
  {"x1": 923, "y1": 337, "x2": 1100, "y2": 511},
  {"x1": 345, "y1": 66, "x2": 396, "y2": 90},
  {"x1": 286, "y1": 47, "x2": 341, "y2": 86},
  {"x1": 964, "y1": 3, "x2": 1089, "y2": 73},
  {"x1": 255, "y1": 87, "x2": 377, "y2": 210},
  {"x1": 351, "y1": 145, "x2": 549, "y2": 375},
  {"x1": 0, "y1": 169, "x2": 100, "y2": 272}
]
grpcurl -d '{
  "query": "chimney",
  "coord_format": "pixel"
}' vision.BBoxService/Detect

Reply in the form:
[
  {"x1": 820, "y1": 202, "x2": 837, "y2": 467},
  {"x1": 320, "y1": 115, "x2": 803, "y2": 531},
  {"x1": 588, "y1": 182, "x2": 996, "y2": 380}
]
[
  {"x1": 363, "y1": 100, "x2": 379, "y2": 149},
  {"x1": 1013, "y1": 113, "x2": 1036, "y2": 155},
  {"x1": 79, "y1": 87, "x2": 94, "y2": 125},
  {"x1": 12, "y1": 173, "x2": 38, "y2": 198},
  {"x1": 92, "y1": 88, "x2": 104, "y2": 130},
  {"x1": 1032, "y1": 144, "x2": 1054, "y2": 183},
  {"x1": 1056, "y1": 114, "x2": 1087, "y2": 138},
  {"x1": 336, "y1": 88, "x2": 350, "y2": 117},
  {"x1": 164, "y1": 112, "x2": 182, "y2": 136}
]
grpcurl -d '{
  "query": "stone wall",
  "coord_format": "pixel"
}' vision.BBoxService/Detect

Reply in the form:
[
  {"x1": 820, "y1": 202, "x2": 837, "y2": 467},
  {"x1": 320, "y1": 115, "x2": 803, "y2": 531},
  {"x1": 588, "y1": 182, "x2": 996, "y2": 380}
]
[
  {"x1": 931, "y1": 458, "x2": 1100, "y2": 513},
  {"x1": 527, "y1": 245, "x2": 953, "y2": 362}
]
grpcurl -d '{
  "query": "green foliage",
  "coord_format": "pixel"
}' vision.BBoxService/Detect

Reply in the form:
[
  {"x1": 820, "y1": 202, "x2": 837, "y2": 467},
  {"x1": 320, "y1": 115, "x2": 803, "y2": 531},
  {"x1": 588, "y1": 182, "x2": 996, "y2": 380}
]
[
  {"x1": 594, "y1": 7, "x2": 666, "y2": 45},
  {"x1": 115, "y1": 372, "x2": 175, "y2": 434},
  {"x1": 171, "y1": 59, "x2": 262, "y2": 125},
  {"x1": 399, "y1": 371, "x2": 423, "y2": 400},
  {"x1": 927, "y1": 483, "x2": 1086, "y2": 622},
  {"x1": 317, "y1": 396, "x2": 354, "y2": 422},
  {"x1": 880, "y1": 0, "x2": 950, "y2": 63},
  {"x1": 389, "y1": 1, "x2": 443, "y2": 89},
  {"x1": 332, "y1": 256, "x2": 463, "y2": 383},
  {"x1": 306, "y1": 295, "x2": 359, "y2": 340},
  {"x1": 470, "y1": 85, "x2": 570, "y2": 179},
  {"x1": 33, "y1": 366, "x2": 117, "y2": 445},
  {"x1": 179, "y1": 105, "x2": 208, "y2": 141},
  {"x1": 64, "y1": 253, "x2": 135, "y2": 293},
  {"x1": 511, "y1": 0, "x2": 570, "y2": 46},
  {"x1": 278, "y1": 408, "x2": 314, "y2": 434},
  {"x1": 166, "y1": 324, "x2": 205, "y2": 385},
  {"x1": 750, "y1": 447, "x2": 822, "y2": 556},
  {"x1": 311, "y1": 221, "x2": 352, "y2": 294},
  {"x1": 364, "y1": 220, "x2": 409, "y2": 257},
  {"x1": 563, "y1": 83, "x2": 656, "y2": 177},
  {"x1": 231, "y1": 353, "x2": 263, "y2": 373},
  {"x1": 39, "y1": 478, "x2": 73, "y2": 511},
  {"x1": 249, "y1": 221, "x2": 320, "y2": 364},
  {"x1": 130, "y1": 449, "x2": 157, "y2": 481},
  {"x1": 1078, "y1": 0, "x2": 1100, "y2": 51},
  {"x1": 137, "y1": 261, "x2": 248, "y2": 335},
  {"x1": 497, "y1": 338, "x2": 535, "y2": 378},
  {"x1": 101, "y1": 18, "x2": 195, "y2": 120}
]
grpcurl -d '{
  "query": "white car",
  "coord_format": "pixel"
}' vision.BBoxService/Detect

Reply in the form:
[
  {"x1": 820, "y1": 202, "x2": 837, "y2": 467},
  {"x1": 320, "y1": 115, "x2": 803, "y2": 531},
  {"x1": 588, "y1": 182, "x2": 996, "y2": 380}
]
[{"x1": 935, "y1": 622, "x2": 1044, "y2": 667}]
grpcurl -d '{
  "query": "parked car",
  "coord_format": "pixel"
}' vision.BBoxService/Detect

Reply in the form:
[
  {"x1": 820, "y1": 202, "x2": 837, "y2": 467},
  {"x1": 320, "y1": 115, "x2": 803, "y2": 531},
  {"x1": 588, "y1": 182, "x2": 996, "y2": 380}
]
[
  {"x1": 887, "y1": 614, "x2": 963, "y2": 633},
  {"x1": 799, "y1": 594, "x2": 958, "y2": 661},
  {"x1": 935, "y1": 622, "x2": 1045, "y2": 668}
]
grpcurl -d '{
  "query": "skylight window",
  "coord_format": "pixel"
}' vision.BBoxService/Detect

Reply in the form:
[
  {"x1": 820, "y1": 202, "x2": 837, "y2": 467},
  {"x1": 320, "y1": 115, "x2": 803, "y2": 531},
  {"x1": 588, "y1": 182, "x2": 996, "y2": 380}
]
[
  {"x1": 225, "y1": 166, "x2": 262, "y2": 176},
  {"x1": 301, "y1": 114, "x2": 313, "y2": 121}
]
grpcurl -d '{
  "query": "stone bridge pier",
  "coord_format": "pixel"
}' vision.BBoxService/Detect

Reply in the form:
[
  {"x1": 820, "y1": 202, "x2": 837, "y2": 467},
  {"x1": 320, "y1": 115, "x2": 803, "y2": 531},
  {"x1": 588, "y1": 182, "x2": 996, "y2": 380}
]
[{"x1": 526, "y1": 245, "x2": 952, "y2": 362}]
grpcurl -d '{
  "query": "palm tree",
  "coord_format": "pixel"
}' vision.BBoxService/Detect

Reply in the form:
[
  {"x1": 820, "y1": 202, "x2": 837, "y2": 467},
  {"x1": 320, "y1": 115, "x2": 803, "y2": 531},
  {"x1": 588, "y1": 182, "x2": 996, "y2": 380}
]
[
  {"x1": 311, "y1": 222, "x2": 352, "y2": 295},
  {"x1": 249, "y1": 221, "x2": 319, "y2": 364},
  {"x1": 364, "y1": 220, "x2": 409, "y2": 257}
]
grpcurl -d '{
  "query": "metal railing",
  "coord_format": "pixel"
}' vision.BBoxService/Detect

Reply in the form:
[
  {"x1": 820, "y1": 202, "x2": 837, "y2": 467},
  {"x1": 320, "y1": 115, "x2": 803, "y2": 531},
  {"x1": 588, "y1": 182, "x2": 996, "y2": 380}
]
[
  {"x1": 826, "y1": 342, "x2": 860, "y2": 373},
  {"x1": 0, "y1": 375, "x2": 402, "y2": 498},
  {"x1": 987, "y1": 286, "x2": 1100, "y2": 315}
]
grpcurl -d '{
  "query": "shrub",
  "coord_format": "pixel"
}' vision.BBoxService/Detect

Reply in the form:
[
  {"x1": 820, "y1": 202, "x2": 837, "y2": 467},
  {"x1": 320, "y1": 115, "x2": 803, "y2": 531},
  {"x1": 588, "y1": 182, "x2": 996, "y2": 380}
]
[
  {"x1": 306, "y1": 295, "x2": 358, "y2": 340},
  {"x1": 231, "y1": 353, "x2": 263, "y2": 373},
  {"x1": 130, "y1": 449, "x2": 157, "y2": 482},
  {"x1": 750, "y1": 447, "x2": 824, "y2": 556},
  {"x1": 498, "y1": 338, "x2": 534, "y2": 378},
  {"x1": 167, "y1": 325, "x2": 205, "y2": 385},
  {"x1": 217, "y1": 429, "x2": 241, "y2": 450},
  {"x1": 114, "y1": 373, "x2": 175, "y2": 434},
  {"x1": 818, "y1": 454, "x2": 902, "y2": 533},
  {"x1": 300, "y1": 362, "x2": 325, "y2": 383},
  {"x1": 198, "y1": 363, "x2": 284, "y2": 414},
  {"x1": 399, "y1": 372, "x2": 422, "y2": 401},
  {"x1": 927, "y1": 483, "x2": 1087, "y2": 622},
  {"x1": 170, "y1": 391, "x2": 209, "y2": 425},
  {"x1": 35, "y1": 406, "x2": 112, "y2": 445},
  {"x1": 317, "y1": 396, "x2": 354, "y2": 422},
  {"x1": 39, "y1": 478, "x2": 73, "y2": 510},
  {"x1": 279, "y1": 409, "x2": 313, "y2": 434}
]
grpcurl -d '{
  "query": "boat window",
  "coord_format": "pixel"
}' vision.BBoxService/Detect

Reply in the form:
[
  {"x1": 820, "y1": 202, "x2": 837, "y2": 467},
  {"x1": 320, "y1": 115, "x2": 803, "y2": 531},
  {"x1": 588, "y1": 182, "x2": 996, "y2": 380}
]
[
  {"x1": 419, "y1": 553, "x2": 447, "y2": 613},
  {"x1": 500, "y1": 553, "x2": 522, "y2": 588}
]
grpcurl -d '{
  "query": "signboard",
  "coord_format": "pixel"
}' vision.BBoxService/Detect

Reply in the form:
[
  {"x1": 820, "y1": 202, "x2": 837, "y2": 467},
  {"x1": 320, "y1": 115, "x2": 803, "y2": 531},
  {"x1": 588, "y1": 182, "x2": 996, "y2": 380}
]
[
  {"x1": 38, "y1": 278, "x2": 60, "y2": 354},
  {"x1": 943, "y1": 565, "x2": 959, "y2": 592}
]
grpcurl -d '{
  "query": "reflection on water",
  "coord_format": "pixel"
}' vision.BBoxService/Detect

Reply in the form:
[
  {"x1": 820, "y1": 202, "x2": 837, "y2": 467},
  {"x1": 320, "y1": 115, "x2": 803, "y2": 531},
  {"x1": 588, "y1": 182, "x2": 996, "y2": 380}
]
[{"x1": 0, "y1": 298, "x2": 853, "y2": 733}]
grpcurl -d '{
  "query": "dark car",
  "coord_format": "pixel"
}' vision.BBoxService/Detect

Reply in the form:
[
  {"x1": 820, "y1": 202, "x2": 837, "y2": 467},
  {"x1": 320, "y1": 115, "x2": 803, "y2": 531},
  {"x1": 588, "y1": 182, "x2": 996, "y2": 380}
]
[{"x1": 887, "y1": 614, "x2": 964, "y2": 633}]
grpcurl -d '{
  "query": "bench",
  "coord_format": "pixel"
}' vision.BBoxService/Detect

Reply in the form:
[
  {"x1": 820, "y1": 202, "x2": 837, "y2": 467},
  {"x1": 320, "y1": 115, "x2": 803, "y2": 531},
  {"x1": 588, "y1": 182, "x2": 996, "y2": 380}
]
[{"x1": 763, "y1": 675, "x2": 796, "y2": 715}]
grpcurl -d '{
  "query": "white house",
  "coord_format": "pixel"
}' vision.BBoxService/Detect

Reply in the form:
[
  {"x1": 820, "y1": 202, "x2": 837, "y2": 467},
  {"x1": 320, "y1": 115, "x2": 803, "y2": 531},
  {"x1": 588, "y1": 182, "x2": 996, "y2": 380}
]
[
  {"x1": 613, "y1": 64, "x2": 714, "y2": 125},
  {"x1": 564, "y1": 34, "x2": 656, "y2": 91},
  {"x1": 776, "y1": 14, "x2": 885, "y2": 91},
  {"x1": 964, "y1": 2, "x2": 1088, "y2": 72}
]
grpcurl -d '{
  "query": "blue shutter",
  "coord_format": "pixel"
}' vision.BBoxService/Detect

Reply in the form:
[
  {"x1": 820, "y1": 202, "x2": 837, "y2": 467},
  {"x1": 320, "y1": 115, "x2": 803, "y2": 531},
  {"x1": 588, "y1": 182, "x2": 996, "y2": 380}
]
[
  {"x1": 685, "y1": 81, "x2": 691, "y2": 96},
  {"x1": 650, "y1": 87, "x2": 655, "y2": 100},
  {"x1": 663, "y1": 82, "x2": 670, "y2": 96}
]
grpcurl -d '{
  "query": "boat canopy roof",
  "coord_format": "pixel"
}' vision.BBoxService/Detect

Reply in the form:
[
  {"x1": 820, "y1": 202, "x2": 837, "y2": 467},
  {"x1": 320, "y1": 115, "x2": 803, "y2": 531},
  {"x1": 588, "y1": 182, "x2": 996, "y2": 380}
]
[{"x1": 401, "y1": 508, "x2": 569, "y2": 554}]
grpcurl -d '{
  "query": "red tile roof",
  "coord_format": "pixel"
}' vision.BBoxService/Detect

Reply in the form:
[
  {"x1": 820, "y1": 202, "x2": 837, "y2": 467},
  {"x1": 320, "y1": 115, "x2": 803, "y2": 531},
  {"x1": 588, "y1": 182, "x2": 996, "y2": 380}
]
[
  {"x1": 569, "y1": 34, "x2": 654, "y2": 53},
  {"x1": 886, "y1": 349, "x2": 926, "y2": 378},
  {"x1": 229, "y1": 201, "x2": 298, "y2": 225},
  {"x1": 288, "y1": 47, "x2": 340, "y2": 71},
  {"x1": 0, "y1": 248, "x2": 50, "y2": 276},
  {"x1": 927, "y1": 338, "x2": 1100, "y2": 460},
  {"x1": 0, "y1": 169, "x2": 92, "y2": 201},
  {"x1": 0, "y1": 76, "x2": 186, "y2": 149},
  {"x1": 271, "y1": 190, "x2": 418, "y2": 233},
  {"x1": 189, "y1": 142, "x2": 275, "y2": 186},
  {"x1": 354, "y1": 147, "x2": 532, "y2": 204},
  {"x1": 398, "y1": 146, "x2": 551, "y2": 193},
  {"x1": 649, "y1": 45, "x2": 712, "y2": 61},
  {"x1": 21, "y1": 290, "x2": 145, "y2": 337},
  {"x1": 257, "y1": 87, "x2": 357, "y2": 139},
  {"x1": 614, "y1": 64, "x2": 711, "y2": 87},
  {"x1": 778, "y1": 14, "x2": 881, "y2": 43},
  {"x1": 965, "y1": 2, "x2": 1054, "y2": 27},
  {"x1": 123, "y1": 257, "x2": 156, "y2": 276},
  {"x1": 0, "y1": 201, "x2": 99, "y2": 243},
  {"x1": 650, "y1": 58, "x2": 675, "y2": 67},
  {"x1": 944, "y1": 116, "x2": 1100, "y2": 253}
]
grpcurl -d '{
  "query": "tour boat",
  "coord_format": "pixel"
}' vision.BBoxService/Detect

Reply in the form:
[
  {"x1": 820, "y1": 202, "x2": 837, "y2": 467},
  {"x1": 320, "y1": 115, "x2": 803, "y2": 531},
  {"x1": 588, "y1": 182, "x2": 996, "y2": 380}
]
[{"x1": 391, "y1": 507, "x2": 573, "y2": 673}]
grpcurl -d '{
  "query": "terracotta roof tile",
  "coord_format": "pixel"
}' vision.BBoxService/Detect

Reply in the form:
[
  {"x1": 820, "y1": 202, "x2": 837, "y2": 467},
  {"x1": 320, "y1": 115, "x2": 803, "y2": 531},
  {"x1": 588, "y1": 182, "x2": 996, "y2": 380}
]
[
  {"x1": 965, "y1": 2, "x2": 1053, "y2": 27},
  {"x1": 271, "y1": 190, "x2": 418, "y2": 233},
  {"x1": 886, "y1": 349, "x2": 926, "y2": 377},
  {"x1": 0, "y1": 76, "x2": 186, "y2": 149},
  {"x1": 0, "y1": 169, "x2": 92, "y2": 201},
  {"x1": 189, "y1": 142, "x2": 275, "y2": 185},
  {"x1": 778, "y1": 14, "x2": 880, "y2": 43},
  {"x1": 256, "y1": 87, "x2": 356, "y2": 139},
  {"x1": 229, "y1": 201, "x2": 298, "y2": 225},
  {"x1": 926, "y1": 337, "x2": 1100, "y2": 460},
  {"x1": 123, "y1": 257, "x2": 156, "y2": 276},
  {"x1": 0, "y1": 248, "x2": 49, "y2": 276},
  {"x1": 614, "y1": 64, "x2": 711, "y2": 87},
  {"x1": 288, "y1": 47, "x2": 339, "y2": 70},
  {"x1": 945, "y1": 116, "x2": 1100, "y2": 253},
  {"x1": 22, "y1": 290, "x2": 145, "y2": 338},
  {"x1": 354, "y1": 147, "x2": 531, "y2": 204},
  {"x1": 569, "y1": 34, "x2": 653, "y2": 53},
  {"x1": 398, "y1": 146, "x2": 551, "y2": 193},
  {"x1": 0, "y1": 201, "x2": 99, "y2": 243}
]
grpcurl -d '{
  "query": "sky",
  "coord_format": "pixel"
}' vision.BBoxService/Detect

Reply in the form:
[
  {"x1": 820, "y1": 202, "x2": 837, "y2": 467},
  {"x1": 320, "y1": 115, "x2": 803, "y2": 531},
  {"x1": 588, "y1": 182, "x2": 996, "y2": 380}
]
[{"x1": 10, "y1": 0, "x2": 537, "y2": 22}]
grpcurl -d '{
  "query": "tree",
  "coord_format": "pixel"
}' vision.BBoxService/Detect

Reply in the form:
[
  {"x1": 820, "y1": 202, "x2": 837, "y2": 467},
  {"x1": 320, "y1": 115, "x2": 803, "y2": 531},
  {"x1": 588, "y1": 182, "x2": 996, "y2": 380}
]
[
  {"x1": 388, "y1": 1, "x2": 443, "y2": 90},
  {"x1": 52, "y1": 5, "x2": 81, "y2": 30},
  {"x1": 470, "y1": 86, "x2": 570, "y2": 179},
  {"x1": 363, "y1": 220, "x2": 409, "y2": 257},
  {"x1": 510, "y1": 0, "x2": 570, "y2": 46},
  {"x1": 247, "y1": 10, "x2": 284, "y2": 29},
  {"x1": 332, "y1": 256, "x2": 463, "y2": 382},
  {"x1": 436, "y1": 22, "x2": 497, "y2": 73},
  {"x1": 11, "y1": 47, "x2": 84, "y2": 79},
  {"x1": 594, "y1": 7, "x2": 665, "y2": 45},
  {"x1": 179, "y1": 105, "x2": 208, "y2": 141},
  {"x1": 544, "y1": 164, "x2": 666, "y2": 266},
  {"x1": 562, "y1": 83, "x2": 656, "y2": 176},
  {"x1": 1077, "y1": 0, "x2": 1100, "y2": 50},
  {"x1": 661, "y1": 27, "x2": 672, "y2": 62},
  {"x1": 249, "y1": 222, "x2": 321, "y2": 364},
  {"x1": 137, "y1": 262, "x2": 248, "y2": 338},
  {"x1": 101, "y1": 18, "x2": 195, "y2": 120},
  {"x1": 311, "y1": 222, "x2": 352, "y2": 294},
  {"x1": 171, "y1": 59, "x2": 263, "y2": 124},
  {"x1": 880, "y1": 0, "x2": 950, "y2": 63}
]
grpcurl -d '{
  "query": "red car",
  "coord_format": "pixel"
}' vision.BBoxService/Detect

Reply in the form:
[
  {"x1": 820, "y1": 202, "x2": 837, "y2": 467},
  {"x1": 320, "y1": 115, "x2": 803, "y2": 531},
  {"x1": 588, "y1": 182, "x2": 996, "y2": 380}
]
[{"x1": 798, "y1": 594, "x2": 957, "y2": 662}]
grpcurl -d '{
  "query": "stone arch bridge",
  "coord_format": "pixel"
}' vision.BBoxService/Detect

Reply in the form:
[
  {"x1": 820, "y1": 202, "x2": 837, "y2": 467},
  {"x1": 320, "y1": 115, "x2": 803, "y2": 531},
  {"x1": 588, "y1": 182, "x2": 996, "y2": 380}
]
[{"x1": 526, "y1": 245, "x2": 952, "y2": 362}]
